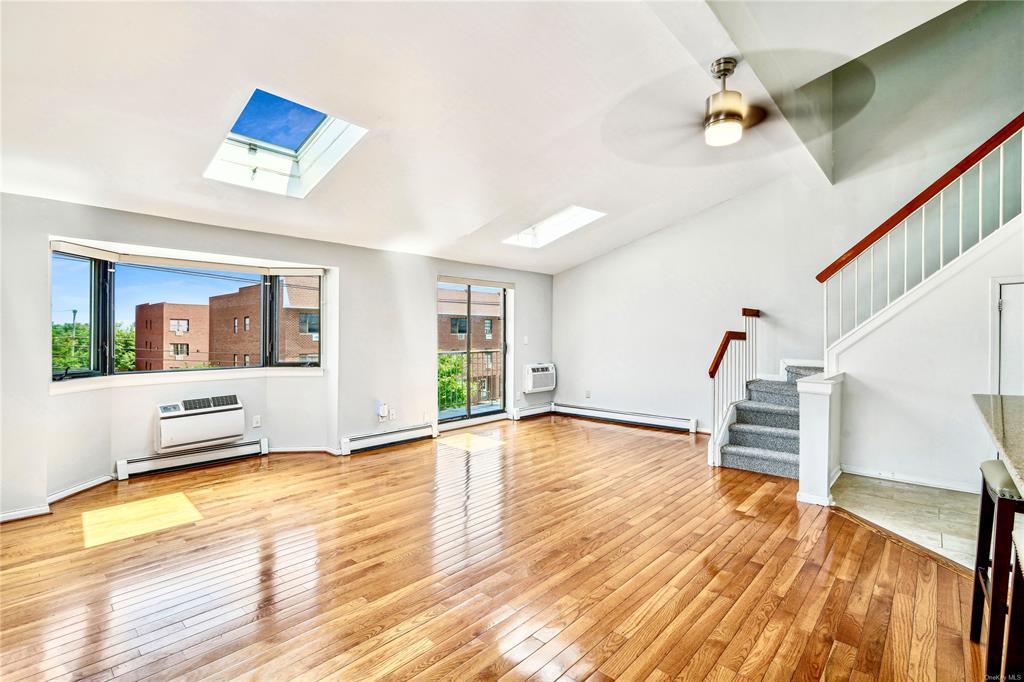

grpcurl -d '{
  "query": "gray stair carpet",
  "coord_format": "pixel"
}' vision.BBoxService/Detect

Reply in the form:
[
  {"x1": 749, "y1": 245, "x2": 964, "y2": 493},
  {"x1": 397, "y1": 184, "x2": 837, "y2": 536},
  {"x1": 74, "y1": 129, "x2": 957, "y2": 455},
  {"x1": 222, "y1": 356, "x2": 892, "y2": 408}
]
[
  {"x1": 718, "y1": 365, "x2": 818, "y2": 481},
  {"x1": 786, "y1": 365, "x2": 823, "y2": 382}
]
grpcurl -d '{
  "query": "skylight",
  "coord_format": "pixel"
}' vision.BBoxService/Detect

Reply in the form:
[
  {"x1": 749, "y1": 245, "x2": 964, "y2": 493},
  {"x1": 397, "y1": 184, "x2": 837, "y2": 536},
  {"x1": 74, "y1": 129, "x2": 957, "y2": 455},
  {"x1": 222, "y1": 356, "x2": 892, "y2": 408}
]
[
  {"x1": 502, "y1": 206, "x2": 607, "y2": 248},
  {"x1": 203, "y1": 89, "x2": 367, "y2": 199},
  {"x1": 230, "y1": 89, "x2": 327, "y2": 151}
]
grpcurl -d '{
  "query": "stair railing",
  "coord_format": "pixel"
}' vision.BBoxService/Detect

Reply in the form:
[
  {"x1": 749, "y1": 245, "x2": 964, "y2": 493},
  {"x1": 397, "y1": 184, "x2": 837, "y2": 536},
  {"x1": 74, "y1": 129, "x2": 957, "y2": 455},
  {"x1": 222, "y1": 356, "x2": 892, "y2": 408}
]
[
  {"x1": 818, "y1": 112, "x2": 1024, "y2": 366},
  {"x1": 708, "y1": 308, "x2": 760, "y2": 464}
]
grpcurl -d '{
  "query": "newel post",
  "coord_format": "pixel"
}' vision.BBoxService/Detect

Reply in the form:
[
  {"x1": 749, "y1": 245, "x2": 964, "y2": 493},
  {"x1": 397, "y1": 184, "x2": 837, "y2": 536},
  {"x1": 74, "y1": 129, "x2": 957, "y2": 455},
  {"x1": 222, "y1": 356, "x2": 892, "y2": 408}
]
[{"x1": 795, "y1": 372, "x2": 845, "y2": 506}]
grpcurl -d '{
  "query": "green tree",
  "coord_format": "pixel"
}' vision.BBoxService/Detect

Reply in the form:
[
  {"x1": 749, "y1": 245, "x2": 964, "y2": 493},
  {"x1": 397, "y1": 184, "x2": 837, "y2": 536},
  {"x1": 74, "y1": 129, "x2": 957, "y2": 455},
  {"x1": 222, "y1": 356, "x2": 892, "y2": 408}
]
[
  {"x1": 438, "y1": 353, "x2": 467, "y2": 410},
  {"x1": 113, "y1": 322, "x2": 136, "y2": 371},
  {"x1": 51, "y1": 322, "x2": 91, "y2": 373}
]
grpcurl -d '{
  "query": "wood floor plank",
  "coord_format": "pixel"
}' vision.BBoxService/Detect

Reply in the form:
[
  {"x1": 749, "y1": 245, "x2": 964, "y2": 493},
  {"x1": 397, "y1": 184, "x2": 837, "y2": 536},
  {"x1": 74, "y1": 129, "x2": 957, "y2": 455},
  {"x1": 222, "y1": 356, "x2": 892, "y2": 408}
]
[{"x1": 0, "y1": 416, "x2": 983, "y2": 681}]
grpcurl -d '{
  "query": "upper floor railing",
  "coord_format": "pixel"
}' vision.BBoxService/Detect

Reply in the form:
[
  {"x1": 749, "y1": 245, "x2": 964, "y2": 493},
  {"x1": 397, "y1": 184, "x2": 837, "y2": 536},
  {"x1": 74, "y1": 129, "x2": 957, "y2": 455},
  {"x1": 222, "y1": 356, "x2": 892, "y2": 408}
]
[{"x1": 819, "y1": 112, "x2": 1024, "y2": 352}]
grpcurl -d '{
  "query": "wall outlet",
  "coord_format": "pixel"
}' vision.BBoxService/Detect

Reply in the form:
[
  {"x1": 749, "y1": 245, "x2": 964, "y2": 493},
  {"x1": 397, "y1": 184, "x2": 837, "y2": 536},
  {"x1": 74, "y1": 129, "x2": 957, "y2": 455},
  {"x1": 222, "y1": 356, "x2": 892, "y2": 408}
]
[
  {"x1": 389, "y1": 408, "x2": 397, "y2": 421},
  {"x1": 252, "y1": 414, "x2": 262, "y2": 428},
  {"x1": 585, "y1": 390, "x2": 591, "y2": 399},
  {"x1": 523, "y1": 335, "x2": 529, "y2": 345}
]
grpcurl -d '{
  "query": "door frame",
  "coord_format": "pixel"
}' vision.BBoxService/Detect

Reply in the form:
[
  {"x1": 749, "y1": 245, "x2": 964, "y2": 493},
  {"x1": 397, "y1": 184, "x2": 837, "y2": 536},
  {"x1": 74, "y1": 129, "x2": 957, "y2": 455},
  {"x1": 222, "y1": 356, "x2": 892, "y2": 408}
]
[
  {"x1": 989, "y1": 275, "x2": 1024, "y2": 393},
  {"x1": 436, "y1": 277, "x2": 510, "y2": 424}
]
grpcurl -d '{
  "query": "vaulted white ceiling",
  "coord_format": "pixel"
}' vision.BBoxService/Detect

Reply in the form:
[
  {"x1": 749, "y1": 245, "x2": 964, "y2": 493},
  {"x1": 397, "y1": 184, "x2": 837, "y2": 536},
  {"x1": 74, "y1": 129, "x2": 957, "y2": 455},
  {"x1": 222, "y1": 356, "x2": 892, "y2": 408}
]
[{"x1": 1, "y1": 2, "x2": 958, "y2": 274}]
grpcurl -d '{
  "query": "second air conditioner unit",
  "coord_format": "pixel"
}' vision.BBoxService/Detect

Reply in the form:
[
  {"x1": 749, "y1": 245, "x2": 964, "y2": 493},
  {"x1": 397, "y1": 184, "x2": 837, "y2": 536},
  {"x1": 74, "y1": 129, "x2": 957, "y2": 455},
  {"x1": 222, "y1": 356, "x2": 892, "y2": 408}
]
[{"x1": 524, "y1": 363, "x2": 556, "y2": 393}]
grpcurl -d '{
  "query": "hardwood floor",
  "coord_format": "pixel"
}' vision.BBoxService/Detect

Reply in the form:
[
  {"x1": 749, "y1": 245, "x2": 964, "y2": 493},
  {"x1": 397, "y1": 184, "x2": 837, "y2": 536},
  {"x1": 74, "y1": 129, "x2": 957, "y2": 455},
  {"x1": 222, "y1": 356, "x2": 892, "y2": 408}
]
[{"x1": 0, "y1": 416, "x2": 983, "y2": 681}]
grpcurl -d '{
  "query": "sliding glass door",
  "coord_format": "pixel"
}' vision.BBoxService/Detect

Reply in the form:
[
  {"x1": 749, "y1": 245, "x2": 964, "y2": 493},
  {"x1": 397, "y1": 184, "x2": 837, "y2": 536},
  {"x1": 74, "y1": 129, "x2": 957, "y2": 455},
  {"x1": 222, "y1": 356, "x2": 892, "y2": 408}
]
[{"x1": 437, "y1": 282, "x2": 505, "y2": 422}]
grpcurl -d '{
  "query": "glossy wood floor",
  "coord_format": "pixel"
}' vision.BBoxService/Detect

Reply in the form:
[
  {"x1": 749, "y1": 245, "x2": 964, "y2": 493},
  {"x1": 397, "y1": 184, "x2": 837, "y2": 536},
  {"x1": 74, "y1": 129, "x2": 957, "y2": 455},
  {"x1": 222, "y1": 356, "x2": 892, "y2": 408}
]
[{"x1": 1, "y1": 416, "x2": 983, "y2": 681}]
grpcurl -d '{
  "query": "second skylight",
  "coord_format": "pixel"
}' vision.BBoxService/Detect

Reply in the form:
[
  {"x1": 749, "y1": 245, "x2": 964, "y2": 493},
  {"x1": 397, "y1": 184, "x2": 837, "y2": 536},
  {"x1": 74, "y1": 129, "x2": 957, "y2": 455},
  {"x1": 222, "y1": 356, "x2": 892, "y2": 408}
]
[{"x1": 503, "y1": 206, "x2": 606, "y2": 248}]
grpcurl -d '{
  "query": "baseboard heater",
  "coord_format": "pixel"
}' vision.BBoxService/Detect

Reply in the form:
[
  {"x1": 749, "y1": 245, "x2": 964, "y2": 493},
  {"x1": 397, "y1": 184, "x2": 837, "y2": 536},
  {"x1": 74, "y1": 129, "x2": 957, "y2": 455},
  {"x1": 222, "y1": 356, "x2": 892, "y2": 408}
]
[
  {"x1": 116, "y1": 438, "x2": 269, "y2": 480},
  {"x1": 341, "y1": 423, "x2": 436, "y2": 455},
  {"x1": 553, "y1": 403, "x2": 696, "y2": 432}
]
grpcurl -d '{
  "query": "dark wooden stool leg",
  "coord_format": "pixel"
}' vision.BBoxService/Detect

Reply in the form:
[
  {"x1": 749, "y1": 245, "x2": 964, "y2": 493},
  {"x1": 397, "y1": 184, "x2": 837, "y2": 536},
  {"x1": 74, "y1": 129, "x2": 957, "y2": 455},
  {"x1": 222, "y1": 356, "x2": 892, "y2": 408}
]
[
  {"x1": 1005, "y1": 557, "x2": 1024, "y2": 682},
  {"x1": 986, "y1": 498, "x2": 1017, "y2": 681},
  {"x1": 974, "y1": 484, "x2": 996, "y2": 642}
]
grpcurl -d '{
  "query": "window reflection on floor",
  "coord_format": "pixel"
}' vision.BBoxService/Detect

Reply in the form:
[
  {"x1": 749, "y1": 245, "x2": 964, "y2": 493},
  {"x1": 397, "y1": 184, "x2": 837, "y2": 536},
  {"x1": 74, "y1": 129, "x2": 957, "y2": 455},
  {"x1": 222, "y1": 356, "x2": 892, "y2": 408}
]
[{"x1": 81, "y1": 492, "x2": 202, "y2": 547}]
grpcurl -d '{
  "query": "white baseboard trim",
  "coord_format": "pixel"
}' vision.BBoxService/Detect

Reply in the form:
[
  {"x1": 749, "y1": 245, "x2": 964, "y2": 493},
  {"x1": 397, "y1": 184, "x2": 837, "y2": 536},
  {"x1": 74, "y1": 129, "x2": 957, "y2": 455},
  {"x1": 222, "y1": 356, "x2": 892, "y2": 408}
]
[
  {"x1": 796, "y1": 491, "x2": 834, "y2": 507},
  {"x1": 270, "y1": 446, "x2": 345, "y2": 456},
  {"x1": 439, "y1": 412, "x2": 509, "y2": 432},
  {"x1": 830, "y1": 467, "x2": 842, "y2": 487},
  {"x1": 512, "y1": 403, "x2": 554, "y2": 420},
  {"x1": 839, "y1": 464, "x2": 978, "y2": 494},
  {"x1": 341, "y1": 423, "x2": 437, "y2": 455},
  {"x1": 1, "y1": 505, "x2": 51, "y2": 523},
  {"x1": 553, "y1": 403, "x2": 696, "y2": 432},
  {"x1": 47, "y1": 475, "x2": 112, "y2": 504}
]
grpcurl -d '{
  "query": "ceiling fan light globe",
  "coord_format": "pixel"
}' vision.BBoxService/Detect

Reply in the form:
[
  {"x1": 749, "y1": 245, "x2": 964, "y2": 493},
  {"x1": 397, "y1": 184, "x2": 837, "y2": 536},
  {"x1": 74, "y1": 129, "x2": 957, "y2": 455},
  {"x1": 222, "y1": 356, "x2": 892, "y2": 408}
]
[{"x1": 704, "y1": 118, "x2": 743, "y2": 147}]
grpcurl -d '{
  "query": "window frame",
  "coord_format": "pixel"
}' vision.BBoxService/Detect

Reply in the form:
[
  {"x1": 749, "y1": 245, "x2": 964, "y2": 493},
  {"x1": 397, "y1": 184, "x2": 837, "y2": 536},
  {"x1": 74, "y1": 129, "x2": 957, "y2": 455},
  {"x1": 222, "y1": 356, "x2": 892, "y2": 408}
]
[{"x1": 50, "y1": 249, "x2": 323, "y2": 381}]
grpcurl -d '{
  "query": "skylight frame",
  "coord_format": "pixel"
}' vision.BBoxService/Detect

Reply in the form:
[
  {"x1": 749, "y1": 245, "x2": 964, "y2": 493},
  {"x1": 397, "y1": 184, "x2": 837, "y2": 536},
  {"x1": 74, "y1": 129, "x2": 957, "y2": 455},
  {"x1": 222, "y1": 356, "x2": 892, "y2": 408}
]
[
  {"x1": 502, "y1": 205, "x2": 607, "y2": 249},
  {"x1": 203, "y1": 90, "x2": 368, "y2": 199}
]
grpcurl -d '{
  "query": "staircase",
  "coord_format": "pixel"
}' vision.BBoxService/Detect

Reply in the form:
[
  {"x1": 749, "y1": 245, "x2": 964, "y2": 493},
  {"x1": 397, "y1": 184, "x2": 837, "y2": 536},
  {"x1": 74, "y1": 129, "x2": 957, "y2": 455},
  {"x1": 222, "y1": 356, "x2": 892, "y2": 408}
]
[{"x1": 719, "y1": 365, "x2": 819, "y2": 479}]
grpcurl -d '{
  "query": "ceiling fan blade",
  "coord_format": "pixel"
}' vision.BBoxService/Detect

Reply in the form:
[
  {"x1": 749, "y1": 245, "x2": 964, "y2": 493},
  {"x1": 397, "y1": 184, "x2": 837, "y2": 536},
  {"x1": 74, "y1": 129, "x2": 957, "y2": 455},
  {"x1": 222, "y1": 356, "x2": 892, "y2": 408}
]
[{"x1": 743, "y1": 104, "x2": 767, "y2": 129}]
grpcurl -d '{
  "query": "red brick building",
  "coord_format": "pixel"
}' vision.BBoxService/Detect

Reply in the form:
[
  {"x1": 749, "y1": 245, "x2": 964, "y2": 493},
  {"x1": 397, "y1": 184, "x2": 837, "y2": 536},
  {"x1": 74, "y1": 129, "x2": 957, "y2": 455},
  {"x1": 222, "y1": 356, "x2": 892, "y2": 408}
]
[
  {"x1": 209, "y1": 284, "x2": 262, "y2": 367},
  {"x1": 134, "y1": 277, "x2": 320, "y2": 371},
  {"x1": 134, "y1": 303, "x2": 210, "y2": 370}
]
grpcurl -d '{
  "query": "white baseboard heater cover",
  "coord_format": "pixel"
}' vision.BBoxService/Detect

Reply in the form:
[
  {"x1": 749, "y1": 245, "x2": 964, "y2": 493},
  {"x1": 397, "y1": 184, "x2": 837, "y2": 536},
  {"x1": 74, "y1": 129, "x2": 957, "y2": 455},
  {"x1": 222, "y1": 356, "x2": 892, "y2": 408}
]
[
  {"x1": 553, "y1": 403, "x2": 696, "y2": 432},
  {"x1": 116, "y1": 438, "x2": 269, "y2": 480},
  {"x1": 341, "y1": 423, "x2": 437, "y2": 455}
]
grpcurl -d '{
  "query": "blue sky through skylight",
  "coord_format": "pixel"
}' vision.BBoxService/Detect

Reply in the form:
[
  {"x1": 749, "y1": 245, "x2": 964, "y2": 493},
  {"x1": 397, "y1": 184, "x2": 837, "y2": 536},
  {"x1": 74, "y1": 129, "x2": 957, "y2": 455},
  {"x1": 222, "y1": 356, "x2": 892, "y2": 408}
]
[{"x1": 230, "y1": 89, "x2": 327, "y2": 151}]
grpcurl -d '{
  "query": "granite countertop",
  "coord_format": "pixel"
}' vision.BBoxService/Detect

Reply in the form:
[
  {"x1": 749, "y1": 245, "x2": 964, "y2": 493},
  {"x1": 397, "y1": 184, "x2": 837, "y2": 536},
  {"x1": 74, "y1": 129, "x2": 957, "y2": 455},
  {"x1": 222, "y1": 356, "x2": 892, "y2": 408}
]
[{"x1": 974, "y1": 394, "x2": 1024, "y2": 494}]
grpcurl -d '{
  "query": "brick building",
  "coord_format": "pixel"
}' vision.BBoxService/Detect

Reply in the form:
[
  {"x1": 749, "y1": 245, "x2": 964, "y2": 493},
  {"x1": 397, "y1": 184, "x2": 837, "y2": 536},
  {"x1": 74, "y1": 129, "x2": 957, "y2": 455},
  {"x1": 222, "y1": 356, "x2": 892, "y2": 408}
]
[
  {"x1": 134, "y1": 303, "x2": 210, "y2": 370},
  {"x1": 134, "y1": 277, "x2": 320, "y2": 371},
  {"x1": 209, "y1": 284, "x2": 262, "y2": 367}
]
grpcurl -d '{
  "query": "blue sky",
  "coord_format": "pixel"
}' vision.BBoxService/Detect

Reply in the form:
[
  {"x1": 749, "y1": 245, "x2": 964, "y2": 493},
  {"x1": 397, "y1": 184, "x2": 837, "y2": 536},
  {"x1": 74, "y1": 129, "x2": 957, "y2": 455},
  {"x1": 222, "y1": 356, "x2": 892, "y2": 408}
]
[
  {"x1": 51, "y1": 255, "x2": 261, "y2": 326},
  {"x1": 231, "y1": 89, "x2": 326, "y2": 150}
]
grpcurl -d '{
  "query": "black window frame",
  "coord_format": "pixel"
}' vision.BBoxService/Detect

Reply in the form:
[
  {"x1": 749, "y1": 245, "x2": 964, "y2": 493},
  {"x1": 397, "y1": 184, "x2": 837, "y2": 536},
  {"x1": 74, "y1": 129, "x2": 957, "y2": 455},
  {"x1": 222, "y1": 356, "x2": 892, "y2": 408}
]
[
  {"x1": 50, "y1": 252, "x2": 323, "y2": 381},
  {"x1": 450, "y1": 317, "x2": 468, "y2": 335}
]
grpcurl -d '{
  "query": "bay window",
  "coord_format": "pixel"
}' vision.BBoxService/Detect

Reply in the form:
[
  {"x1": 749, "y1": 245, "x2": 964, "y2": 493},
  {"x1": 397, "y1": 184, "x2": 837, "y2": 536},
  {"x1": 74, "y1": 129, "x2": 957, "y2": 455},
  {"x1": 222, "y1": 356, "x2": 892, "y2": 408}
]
[{"x1": 49, "y1": 243, "x2": 323, "y2": 380}]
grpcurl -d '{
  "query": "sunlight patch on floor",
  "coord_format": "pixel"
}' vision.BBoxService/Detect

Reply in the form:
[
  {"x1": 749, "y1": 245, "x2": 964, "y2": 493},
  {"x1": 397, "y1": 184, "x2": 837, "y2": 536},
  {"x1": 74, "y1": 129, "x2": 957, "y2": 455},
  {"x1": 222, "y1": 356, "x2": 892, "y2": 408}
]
[
  {"x1": 436, "y1": 433, "x2": 505, "y2": 453},
  {"x1": 81, "y1": 492, "x2": 202, "y2": 548}
]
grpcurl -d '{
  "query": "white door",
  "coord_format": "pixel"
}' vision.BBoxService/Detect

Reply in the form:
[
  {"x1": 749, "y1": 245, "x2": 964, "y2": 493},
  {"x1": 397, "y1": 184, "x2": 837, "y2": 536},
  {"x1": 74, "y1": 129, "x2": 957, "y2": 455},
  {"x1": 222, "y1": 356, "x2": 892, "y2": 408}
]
[{"x1": 1000, "y1": 282, "x2": 1024, "y2": 394}]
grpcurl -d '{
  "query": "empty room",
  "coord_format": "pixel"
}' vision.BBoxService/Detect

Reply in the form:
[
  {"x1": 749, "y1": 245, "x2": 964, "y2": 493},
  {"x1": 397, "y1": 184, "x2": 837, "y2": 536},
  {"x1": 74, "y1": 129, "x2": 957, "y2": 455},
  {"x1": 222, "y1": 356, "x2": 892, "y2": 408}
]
[{"x1": 2, "y1": 1, "x2": 1023, "y2": 680}]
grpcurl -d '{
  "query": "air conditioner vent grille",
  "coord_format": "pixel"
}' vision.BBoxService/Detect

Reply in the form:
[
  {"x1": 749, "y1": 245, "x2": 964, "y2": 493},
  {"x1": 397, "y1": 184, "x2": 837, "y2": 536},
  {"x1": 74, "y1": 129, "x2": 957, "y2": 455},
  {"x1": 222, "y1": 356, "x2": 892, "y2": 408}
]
[
  {"x1": 210, "y1": 395, "x2": 238, "y2": 408},
  {"x1": 183, "y1": 398, "x2": 213, "y2": 411}
]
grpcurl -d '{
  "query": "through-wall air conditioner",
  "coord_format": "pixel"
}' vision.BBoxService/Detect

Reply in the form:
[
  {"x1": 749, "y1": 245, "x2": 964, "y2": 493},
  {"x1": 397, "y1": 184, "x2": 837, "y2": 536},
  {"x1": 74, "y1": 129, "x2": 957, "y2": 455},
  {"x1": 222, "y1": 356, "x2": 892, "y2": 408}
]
[
  {"x1": 523, "y1": 363, "x2": 556, "y2": 393},
  {"x1": 115, "y1": 394, "x2": 267, "y2": 479}
]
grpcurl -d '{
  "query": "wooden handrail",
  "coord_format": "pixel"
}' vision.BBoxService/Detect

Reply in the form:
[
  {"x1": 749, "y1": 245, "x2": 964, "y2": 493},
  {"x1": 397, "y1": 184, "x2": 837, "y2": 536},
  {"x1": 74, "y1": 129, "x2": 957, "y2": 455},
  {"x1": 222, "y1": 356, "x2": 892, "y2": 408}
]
[
  {"x1": 741, "y1": 308, "x2": 761, "y2": 317},
  {"x1": 815, "y1": 111, "x2": 1024, "y2": 283},
  {"x1": 708, "y1": 330, "x2": 746, "y2": 379}
]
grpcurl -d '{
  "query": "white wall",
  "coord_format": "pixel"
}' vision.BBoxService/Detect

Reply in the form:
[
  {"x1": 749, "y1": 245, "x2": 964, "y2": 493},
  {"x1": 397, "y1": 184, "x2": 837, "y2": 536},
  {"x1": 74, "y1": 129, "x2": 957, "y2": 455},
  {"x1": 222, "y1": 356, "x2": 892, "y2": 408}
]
[
  {"x1": 835, "y1": 218, "x2": 1022, "y2": 491},
  {"x1": 552, "y1": 0, "x2": 1022, "y2": 435},
  {"x1": 0, "y1": 193, "x2": 552, "y2": 516}
]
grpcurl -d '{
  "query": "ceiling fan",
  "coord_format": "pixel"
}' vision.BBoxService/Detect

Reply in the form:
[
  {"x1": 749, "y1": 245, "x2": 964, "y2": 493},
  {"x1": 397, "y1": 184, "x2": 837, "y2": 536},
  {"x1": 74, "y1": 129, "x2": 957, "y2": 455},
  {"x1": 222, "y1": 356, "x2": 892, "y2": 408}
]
[{"x1": 703, "y1": 57, "x2": 767, "y2": 147}]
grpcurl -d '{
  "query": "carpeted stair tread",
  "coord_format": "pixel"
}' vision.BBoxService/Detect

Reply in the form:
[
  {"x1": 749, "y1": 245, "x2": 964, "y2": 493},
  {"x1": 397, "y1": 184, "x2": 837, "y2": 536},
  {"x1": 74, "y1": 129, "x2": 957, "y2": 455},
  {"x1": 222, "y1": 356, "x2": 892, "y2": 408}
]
[
  {"x1": 735, "y1": 400, "x2": 798, "y2": 416},
  {"x1": 786, "y1": 365, "x2": 824, "y2": 382},
  {"x1": 729, "y1": 423, "x2": 799, "y2": 439},
  {"x1": 720, "y1": 444, "x2": 799, "y2": 479},
  {"x1": 747, "y1": 379, "x2": 799, "y2": 394}
]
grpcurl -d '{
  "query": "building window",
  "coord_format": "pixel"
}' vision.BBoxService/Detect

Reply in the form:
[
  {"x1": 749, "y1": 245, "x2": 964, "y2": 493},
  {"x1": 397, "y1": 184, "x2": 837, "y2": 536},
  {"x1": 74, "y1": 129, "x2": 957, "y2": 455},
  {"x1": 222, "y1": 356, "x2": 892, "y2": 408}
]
[
  {"x1": 298, "y1": 312, "x2": 319, "y2": 335},
  {"x1": 50, "y1": 245, "x2": 322, "y2": 380},
  {"x1": 273, "y1": 276, "x2": 322, "y2": 365},
  {"x1": 450, "y1": 317, "x2": 468, "y2": 335},
  {"x1": 484, "y1": 319, "x2": 492, "y2": 339}
]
